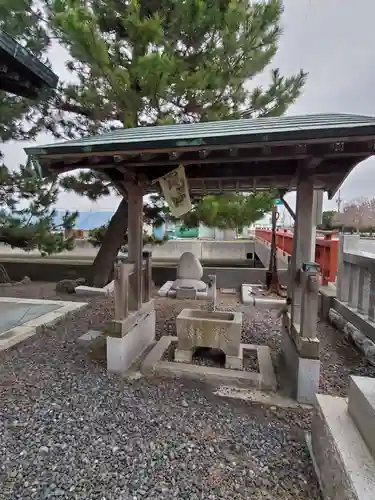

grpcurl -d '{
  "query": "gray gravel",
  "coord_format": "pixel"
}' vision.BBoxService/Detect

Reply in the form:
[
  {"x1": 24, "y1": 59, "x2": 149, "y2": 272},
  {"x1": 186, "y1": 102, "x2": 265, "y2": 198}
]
[
  {"x1": 0, "y1": 283, "x2": 321, "y2": 500},
  {"x1": 2, "y1": 282, "x2": 374, "y2": 499}
]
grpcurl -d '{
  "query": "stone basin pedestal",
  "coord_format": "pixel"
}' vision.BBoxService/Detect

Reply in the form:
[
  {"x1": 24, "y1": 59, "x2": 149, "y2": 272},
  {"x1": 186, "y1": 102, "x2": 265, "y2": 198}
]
[{"x1": 175, "y1": 308, "x2": 243, "y2": 369}]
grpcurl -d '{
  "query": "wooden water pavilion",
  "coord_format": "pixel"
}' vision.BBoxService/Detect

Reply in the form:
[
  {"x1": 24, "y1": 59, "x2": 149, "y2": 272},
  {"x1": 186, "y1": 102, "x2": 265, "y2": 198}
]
[{"x1": 25, "y1": 113, "x2": 375, "y2": 402}]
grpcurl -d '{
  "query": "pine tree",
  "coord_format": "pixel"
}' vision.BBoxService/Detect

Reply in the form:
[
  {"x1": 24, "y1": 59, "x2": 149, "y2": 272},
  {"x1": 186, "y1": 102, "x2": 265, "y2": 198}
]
[
  {"x1": 0, "y1": 8, "x2": 77, "y2": 259},
  {"x1": 1, "y1": 0, "x2": 307, "y2": 286},
  {"x1": 0, "y1": 163, "x2": 78, "y2": 255},
  {"x1": 182, "y1": 192, "x2": 276, "y2": 234}
]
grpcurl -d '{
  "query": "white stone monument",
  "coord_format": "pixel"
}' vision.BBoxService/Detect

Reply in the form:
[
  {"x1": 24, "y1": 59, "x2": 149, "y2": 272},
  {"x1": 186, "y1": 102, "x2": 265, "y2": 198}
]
[{"x1": 158, "y1": 251, "x2": 208, "y2": 299}]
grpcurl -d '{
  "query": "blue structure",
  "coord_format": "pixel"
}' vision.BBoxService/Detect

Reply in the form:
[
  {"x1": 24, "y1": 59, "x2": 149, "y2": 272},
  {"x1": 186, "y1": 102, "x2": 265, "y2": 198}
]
[
  {"x1": 152, "y1": 223, "x2": 166, "y2": 240},
  {"x1": 54, "y1": 211, "x2": 115, "y2": 230}
]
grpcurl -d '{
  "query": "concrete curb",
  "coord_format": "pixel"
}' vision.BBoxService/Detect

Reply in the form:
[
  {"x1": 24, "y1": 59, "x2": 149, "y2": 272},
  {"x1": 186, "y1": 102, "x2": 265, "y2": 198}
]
[
  {"x1": 141, "y1": 336, "x2": 277, "y2": 391},
  {"x1": 0, "y1": 298, "x2": 87, "y2": 351},
  {"x1": 75, "y1": 280, "x2": 114, "y2": 297}
]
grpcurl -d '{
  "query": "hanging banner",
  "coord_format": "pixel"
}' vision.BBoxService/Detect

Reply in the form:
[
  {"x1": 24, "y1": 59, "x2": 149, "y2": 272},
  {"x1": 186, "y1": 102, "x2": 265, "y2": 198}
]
[{"x1": 158, "y1": 165, "x2": 192, "y2": 218}]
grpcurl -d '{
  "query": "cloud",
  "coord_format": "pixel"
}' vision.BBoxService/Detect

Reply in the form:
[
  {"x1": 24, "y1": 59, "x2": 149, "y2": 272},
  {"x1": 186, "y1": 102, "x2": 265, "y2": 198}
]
[{"x1": 2, "y1": 0, "x2": 374, "y2": 212}]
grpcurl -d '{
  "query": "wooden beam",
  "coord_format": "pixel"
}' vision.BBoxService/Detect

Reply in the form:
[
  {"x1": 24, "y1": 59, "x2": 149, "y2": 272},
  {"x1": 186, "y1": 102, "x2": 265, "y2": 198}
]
[
  {"x1": 169, "y1": 151, "x2": 181, "y2": 160},
  {"x1": 121, "y1": 154, "x2": 309, "y2": 167}
]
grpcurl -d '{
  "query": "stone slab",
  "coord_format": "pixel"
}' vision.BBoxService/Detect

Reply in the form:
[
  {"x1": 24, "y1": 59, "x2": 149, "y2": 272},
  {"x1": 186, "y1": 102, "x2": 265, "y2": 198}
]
[
  {"x1": 310, "y1": 393, "x2": 375, "y2": 500},
  {"x1": 348, "y1": 376, "x2": 375, "y2": 460},
  {"x1": 75, "y1": 280, "x2": 114, "y2": 297},
  {"x1": 157, "y1": 281, "x2": 173, "y2": 297},
  {"x1": 216, "y1": 386, "x2": 310, "y2": 409},
  {"x1": 0, "y1": 298, "x2": 87, "y2": 351},
  {"x1": 0, "y1": 302, "x2": 60, "y2": 333},
  {"x1": 155, "y1": 360, "x2": 262, "y2": 388},
  {"x1": 175, "y1": 348, "x2": 193, "y2": 363},
  {"x1": 220, "y1": 288, "x2": 237, "y2": 294},
  {"x1": 141, "y1": 337, "x2": 277, "y2": 391},
  {"x1": 253, "y1": 344, "x2": 278, "y2": 391},
  {"x1": 77, "y1": 329, "x2": 103, "y2": 343},
  {"x1": 176, "y1": 288, "x2": 197, "y2": 299},
  {"x1": 158, "y1": 280, "x2": 210, "y2": 300}
]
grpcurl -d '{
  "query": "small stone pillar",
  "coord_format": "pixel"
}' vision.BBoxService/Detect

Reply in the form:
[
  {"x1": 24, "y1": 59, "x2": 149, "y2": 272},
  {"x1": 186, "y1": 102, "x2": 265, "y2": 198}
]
[
  {"x1": 114, "y1": 262, "x2": 129, "y2": 320},
  {"x1": 142, "y1": 250, "x2": 152, "y2": 303},
  {"x1": 207, "y1": 274, "x2": 216, "y2": 311}
]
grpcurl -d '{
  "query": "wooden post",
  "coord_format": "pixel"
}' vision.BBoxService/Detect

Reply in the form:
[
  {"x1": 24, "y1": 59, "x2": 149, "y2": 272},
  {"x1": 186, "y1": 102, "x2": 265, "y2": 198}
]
[
  {"x1": 114, "y1": 263, "x2": 129, "y2": 320},
  {"x1": 127, "y1": 184, "x2": 143, "y2": 311},
  {"x1": 143, "y1": 250, "x2": 152, "y2": 303}
]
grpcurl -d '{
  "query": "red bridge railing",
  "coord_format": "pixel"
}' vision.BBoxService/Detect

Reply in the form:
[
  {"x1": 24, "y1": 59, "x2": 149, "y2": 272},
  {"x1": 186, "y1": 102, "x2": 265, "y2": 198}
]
[{"x1": 255, "y1": 228, "x2": 339, "y2": 285}]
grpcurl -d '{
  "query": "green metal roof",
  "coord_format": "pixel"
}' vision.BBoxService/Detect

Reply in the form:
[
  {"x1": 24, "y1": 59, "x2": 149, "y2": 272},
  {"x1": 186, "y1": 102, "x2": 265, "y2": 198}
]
[
  {"x1": 25, "y1": 113, "x2": 375, "y2": 157},
  {"x1": 24, "y1": 113, "x2": 375, "y2": 200},
  {"x1": 0, "y1": 29, "x2": 58, "y2": 98}
]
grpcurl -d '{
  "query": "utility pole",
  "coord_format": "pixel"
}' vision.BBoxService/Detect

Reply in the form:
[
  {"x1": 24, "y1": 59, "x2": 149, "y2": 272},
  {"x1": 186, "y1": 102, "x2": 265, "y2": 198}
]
[{"x1": 336, "y1": 190, "x2": 342, "y2": 212}]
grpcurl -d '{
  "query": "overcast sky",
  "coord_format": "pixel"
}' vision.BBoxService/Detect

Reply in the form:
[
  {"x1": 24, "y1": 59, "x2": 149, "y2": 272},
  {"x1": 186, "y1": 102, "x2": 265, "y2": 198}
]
[{"x1": 2, "y1": 0, "x2": 375, "y2": 212}]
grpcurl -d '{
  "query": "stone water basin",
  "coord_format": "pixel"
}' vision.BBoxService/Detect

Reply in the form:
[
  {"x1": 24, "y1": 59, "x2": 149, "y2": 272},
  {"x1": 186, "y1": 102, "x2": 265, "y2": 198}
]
[{"x1": 176, "y1": 308, "x2": 242, "y2": 357}]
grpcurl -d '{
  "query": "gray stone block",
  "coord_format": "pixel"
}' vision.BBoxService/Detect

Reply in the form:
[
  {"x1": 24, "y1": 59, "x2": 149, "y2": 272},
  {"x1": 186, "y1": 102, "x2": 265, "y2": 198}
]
[
  {"x1": 310, "y1": 393, "x2": 375, "y2": 500},
  {"x1": 348, "y1": 376, "x2": 375, "y2": 460}
]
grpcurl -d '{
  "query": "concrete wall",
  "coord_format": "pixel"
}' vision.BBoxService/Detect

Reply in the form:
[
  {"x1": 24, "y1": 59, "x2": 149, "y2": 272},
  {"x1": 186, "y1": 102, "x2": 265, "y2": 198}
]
[
  {"x1": 0, "y1": 258, "x2": 288, "y2": 288},
  {"x1": 254, "y1": 239, "x2": 289, "y2": 270},
  {"x1": 152, "y1": 266, "x2": 288, "y2": 288},
  {"x1": 0, "y1": 239, "x2": 255, "y2": 262},
  {"x1": 348, "y1": 237, "x2": 375, "y2": 255},
  {"x1": 147, "y1": 239, "x2": 255, "y2": 261},
  {"x1": 1, "y1": 259, "x2": 97, "y2": 283}
]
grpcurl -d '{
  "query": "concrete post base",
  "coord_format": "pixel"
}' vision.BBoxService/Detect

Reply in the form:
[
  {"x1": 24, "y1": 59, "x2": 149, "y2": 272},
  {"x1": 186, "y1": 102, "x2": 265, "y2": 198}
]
[
  {"x1": 175, "y1": 348, "x2": 193, "y2": 363},
  {"x1": 225, "y1": 354, "x2": 243, "y2": 370},
  {"x1": 106, "y1": 305, "x2": 156, "y2": 374},
  {"x1": 281, "y1": 326, "x2": 320, "y2": 404}
]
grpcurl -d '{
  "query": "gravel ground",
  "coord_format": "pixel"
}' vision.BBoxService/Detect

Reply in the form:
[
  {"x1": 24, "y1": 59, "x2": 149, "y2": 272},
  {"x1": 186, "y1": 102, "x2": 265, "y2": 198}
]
[
  {"x1": 0, "y1": 281, "x2": 374, "y2": 499},
  {"x1": 0, "y1": 283, "x2": 321, "y2": 500}
]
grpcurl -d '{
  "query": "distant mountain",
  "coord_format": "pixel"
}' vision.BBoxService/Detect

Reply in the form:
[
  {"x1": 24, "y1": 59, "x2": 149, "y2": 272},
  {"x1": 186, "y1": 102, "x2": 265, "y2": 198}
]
[{"x1": 54, "y1": 211, "x2": 115, "y2": 230}]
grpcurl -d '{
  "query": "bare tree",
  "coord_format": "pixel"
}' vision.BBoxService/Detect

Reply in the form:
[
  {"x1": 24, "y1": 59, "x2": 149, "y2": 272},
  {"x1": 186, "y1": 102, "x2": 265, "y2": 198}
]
[{"x1": 333, "y1": 197, "x2": 375, "y2": 233}]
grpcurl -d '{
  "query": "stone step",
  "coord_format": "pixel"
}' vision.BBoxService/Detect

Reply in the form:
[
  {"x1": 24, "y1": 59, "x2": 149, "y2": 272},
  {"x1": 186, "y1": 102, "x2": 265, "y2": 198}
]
[
  {"x1": 77, "y1": 329, "x2": 103, "y2": 345},
  {"x1": 157, "y1": 281, "x2": 173, "y2": 297},
  {"x1": 348, "y1": 376, "x2": 375, "y2": 459},
  {"x1": 309, "y1": 393, "x2": 375, "y2": 500}
]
